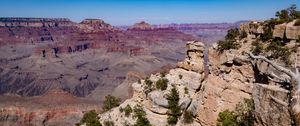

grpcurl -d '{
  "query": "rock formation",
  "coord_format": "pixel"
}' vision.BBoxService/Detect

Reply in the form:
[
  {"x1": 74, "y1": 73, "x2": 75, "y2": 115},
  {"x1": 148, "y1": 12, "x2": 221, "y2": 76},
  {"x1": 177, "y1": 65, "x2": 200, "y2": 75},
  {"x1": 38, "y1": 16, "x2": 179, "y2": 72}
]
[
  {"x1": 98, "y1": 18, "x2": 300, "y2": 126},
  {"x1": 129, "y1": 21, "x2": 152, "y2": 30}
]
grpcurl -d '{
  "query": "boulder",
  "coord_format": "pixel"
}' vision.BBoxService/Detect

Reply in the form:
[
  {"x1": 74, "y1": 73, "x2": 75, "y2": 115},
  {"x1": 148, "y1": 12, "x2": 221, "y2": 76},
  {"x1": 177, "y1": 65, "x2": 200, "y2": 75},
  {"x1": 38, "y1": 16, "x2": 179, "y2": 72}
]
[
  {"x1": 286, "y1": 25, "x2": 300, "y2": 40},
  {"x1": 273, "y1": 24, "x2": 286, "y2": 38},
  {"x1": 148, "y1": 91, "x2": 168, "y2": 108}
]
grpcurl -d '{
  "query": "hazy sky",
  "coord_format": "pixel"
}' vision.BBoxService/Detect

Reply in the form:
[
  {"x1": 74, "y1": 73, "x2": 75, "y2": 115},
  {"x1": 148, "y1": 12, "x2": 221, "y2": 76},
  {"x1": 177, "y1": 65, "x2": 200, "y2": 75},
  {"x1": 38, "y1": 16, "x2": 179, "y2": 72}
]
[{"x1": 0, "y1": 0, "x2": 298, "y2": 25}]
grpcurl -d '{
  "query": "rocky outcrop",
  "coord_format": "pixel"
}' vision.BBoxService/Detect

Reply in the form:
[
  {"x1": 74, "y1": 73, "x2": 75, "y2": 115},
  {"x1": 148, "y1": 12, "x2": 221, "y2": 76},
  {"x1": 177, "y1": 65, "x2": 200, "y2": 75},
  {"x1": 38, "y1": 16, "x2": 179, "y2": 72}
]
[
  {"x1": 273, "y1": 23, "x2": 286, "y2": 38},
  {"x1": 272, "y1": 20, "x2": 300, "y2": 40},
  {"x1": 177, "y1": 41, "x2": 205, "y2": 73},
  {"x1": 98, "y1": 39, "x2": 255, "y2": 125},
  {"x1": 240, "y1": 21, "x2": 264, "y2": 35},
  {"x1": 98, "y1": 17, "x2": 300, "y2": 126},
  {"x1": 79, "y1": 19, "x2": 113, "y2": 32},
  {"x1": 98, "y1": 41, "x2": 205, "y2": 126},
  {"x1": 0, "y1": 90, "x2": 100, "y2": 126},
  {"x1": 129, "y1": 21, "x2": 152, "y2": 30}
]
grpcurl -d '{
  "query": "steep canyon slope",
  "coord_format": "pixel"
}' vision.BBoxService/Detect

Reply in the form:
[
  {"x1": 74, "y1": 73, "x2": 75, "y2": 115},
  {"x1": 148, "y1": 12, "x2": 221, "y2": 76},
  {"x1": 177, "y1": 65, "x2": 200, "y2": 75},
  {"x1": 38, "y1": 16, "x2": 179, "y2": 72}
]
[
  {"x1": 97, "y1": 18, "x2": 300, "y2": 126},
  {"x1": 0, "y1": 18, "x2": 196, "y2": 126}
]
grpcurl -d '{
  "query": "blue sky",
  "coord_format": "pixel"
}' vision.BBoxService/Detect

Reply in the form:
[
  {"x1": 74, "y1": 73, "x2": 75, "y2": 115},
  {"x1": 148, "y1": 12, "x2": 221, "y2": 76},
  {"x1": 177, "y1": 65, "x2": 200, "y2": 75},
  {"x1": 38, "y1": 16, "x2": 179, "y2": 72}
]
[{"x1": 0, "y1": 0, "x2": 298, "y2": 25}]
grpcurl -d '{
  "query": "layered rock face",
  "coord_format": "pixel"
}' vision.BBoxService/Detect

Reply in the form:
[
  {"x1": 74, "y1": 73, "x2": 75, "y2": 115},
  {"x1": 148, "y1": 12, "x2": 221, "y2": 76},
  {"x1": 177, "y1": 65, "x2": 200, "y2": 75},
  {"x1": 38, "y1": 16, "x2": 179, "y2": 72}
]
[
  {"x1": 98, "y1": 41, "x2": 253, "y2": 125},
  {"x1": 273, "y1": 20, "x2": 300, "y2": 39},
  {"x1": 0, "y1": 18, "x2": 195, "y2": 97},
  {"x1": 0, "y1": 18, "x2": 197, "y2": 125},
  {"x1": 98, "y1": 19, "x2": 300, "y2": 126}
]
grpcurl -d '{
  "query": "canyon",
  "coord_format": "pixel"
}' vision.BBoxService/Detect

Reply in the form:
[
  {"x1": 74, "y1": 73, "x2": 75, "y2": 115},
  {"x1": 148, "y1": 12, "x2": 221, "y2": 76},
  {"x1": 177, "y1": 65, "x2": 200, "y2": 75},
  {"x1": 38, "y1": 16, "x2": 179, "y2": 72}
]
[
  {"x1": 98, "y1": 19, "x2": 300, "y2": 126},
  {"x1": 0, "y1": 17, "x2": 235, "y2": 125}
]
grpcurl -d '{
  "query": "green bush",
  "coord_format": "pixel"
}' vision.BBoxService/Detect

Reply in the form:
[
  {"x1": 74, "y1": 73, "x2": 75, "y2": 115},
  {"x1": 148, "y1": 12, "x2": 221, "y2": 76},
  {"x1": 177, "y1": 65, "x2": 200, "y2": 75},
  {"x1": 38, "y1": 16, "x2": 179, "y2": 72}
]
[
  {"x1": 167, "y1": 86, "x2": 181, "y2": 125},
  {"x1": 251, "y1": 41, "x2": 264, "y2": 55},
  {"x1": 103, "y1": 120, "x2": 115, "y2": 126},
  {"x1": 133, "y1": 105, "x2": 151, "y2": 126},
  {"x1": 225, "y1": 28, "x2": 240, "y2": 40},
  {"x1": 260, "y1": 26, "x2": 273, "y2": 42},
  {"x1": 183, "y1": 110, "x2": 194, "y2": 124},
  {"x1": 217, "y1": 110, "x2": 238, "y2": 126},
  {"x1": 124, "y1": 104, "x2": 133, "y2": 117},
  {"x1": 156, "y1": 78, "x2": 168, "y2": 90},
  {"x1": 217, "y1": 99, "x2": 255, "y2": 126},
  {"x1": 265, "y1": 40, "x2": 291, "y2": 65},
  {"x1": 275, "y1": 4, "x2": 300, "y2": 22},
  {"x1": 217, "y1": 40, "x2": 240, "y2": 52},
  {"x1": 265, "y1": 18, "x2": 286, "y2": 29},
  {"x1": 102, "y1": 95, "x2": 121, "y2": 112},
  {"x1": 76, "y1": 110, "x2": 102, "y2": 126},
  {"x1": 144, "y1": 78, "x2": 153, "y2": 95}
]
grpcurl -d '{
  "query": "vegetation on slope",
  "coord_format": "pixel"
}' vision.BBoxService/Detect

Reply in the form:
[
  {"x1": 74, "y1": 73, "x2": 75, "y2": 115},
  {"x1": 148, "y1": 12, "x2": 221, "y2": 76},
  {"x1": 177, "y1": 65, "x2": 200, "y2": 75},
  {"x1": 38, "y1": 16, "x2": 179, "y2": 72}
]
[
  {"x1": 102, "y1": 95, "x2": 121, "y2": 112},
  {"x1": 76, "y1": 110, "x2": 102, "y2": 126},
  {"x1": 144, "y1": 77, "x2": 153, "y2": 96},
  {"x1": 167, "y1": 86, "x2": 181, "y2": 125},
  {"x1": 123, "y1": 104, "x2": 133, "y2": 117},
  {"x1": 133, "y1": 105, "x2": 151, "y2": 126},
  {"x1": 217, "y1": 28, "x2": 241, "y2": 52},
  {"x1": 156, "y1": 78, "x2": 169, "y2": 90},
  {"x1": 217, "y1": 99, "x2": 255, "y2": 126},
  {"x1": 183, "y1": 110, "x2": 194, "y2": 124}
]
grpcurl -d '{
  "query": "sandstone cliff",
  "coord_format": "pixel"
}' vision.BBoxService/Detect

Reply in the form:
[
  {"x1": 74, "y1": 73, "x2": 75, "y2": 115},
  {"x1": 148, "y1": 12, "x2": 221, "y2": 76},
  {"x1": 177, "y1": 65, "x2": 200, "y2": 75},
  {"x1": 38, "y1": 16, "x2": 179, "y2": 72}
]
[{"x1": 97, "y1": 19, "x2": 300, "y2": 126}]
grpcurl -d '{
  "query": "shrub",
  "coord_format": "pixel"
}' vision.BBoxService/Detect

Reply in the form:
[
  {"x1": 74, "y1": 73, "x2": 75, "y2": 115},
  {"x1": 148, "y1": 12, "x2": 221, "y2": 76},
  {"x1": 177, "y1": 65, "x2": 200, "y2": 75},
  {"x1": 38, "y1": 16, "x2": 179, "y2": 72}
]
[
  {"x1": 235, "y1": 99, "x2": 255, "y2": 126},
  {"x1": 251, "y1": 41, "x2": 264, "y2": 55},
  {"x1": 124, "y1": 104, "x2": 133, "y2": 117},
  {"x1": 265, "y1": 40, "x2": 291, "y2": 65},
  {"x1": 156, "y1": 78, "x2": 168, "y2": 90},
  {"x1": 167, "y1": 86, "x2": 181, "y2": 125},
  {"x1": 102, "y1": 95, "x2": 121, "y2": 112},
  {"x1": 217, "y1": 40, "x2": 240, "y2": 52},
  {"x1": 76, "y1": 110, "x2": 102, "y2": 126},
  {"x1": 265, "y1": 18, "x2": 286, "y2": 29},
  {"x1": 217, "y1": 110, "x2": 238, "y2": 126},
  {"x1": 275, "y1": 4, "x2": 300, "y2": 22},
  {"x1": 225, "y1": 28, "x2": 240, "y2": 40},
  {"x1": 178, "y1": 74, "x2": 183, "y2": 79},
  {"x1": 144, "y1": 78, "x2": 153, "y2": 95},
  {"x1": 103, "y1": 120, "x2": 115, "y2": 126},
  {"x1": 183, "y1": 110, "x2": 194, "y2": 124},
  {"x1": 217, "y1": 99, "x2": 255, "y2": 126},
  {"x1": 133, "y1": 105, "x2": 151, "y2": 126},
  {"x1": 260, "y1": 26, "x2": 273, "y2": 42}
]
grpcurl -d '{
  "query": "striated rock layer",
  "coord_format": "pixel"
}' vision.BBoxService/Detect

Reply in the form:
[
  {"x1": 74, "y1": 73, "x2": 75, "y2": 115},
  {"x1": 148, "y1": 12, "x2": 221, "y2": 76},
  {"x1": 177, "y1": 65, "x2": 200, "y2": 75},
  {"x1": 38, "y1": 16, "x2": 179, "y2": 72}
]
[{"x1": 0, "y1": 18, "x2": 198, "y2": 126}]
